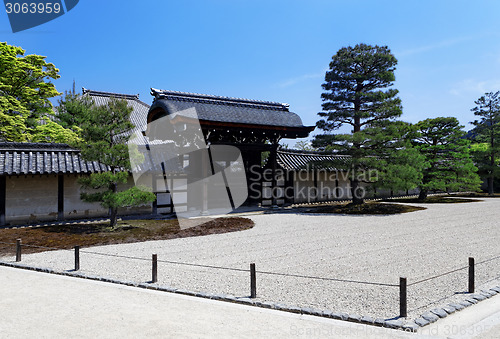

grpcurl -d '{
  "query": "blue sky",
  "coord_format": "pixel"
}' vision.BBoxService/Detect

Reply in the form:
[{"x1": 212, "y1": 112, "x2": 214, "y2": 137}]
[{"x1": 2, "y1": 0, "x2": 500, "y2": 146}]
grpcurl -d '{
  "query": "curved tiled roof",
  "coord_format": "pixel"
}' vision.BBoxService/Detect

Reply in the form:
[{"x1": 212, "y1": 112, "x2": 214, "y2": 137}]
[
  {"x1": 277, "y1": 149, "x2": 351, "y2": 171},
  {"x1": 82, "y1": 88, "x2": 150, "y2": 132},
  {"x1": 0, "y1": 142, "x2": 110, "y2": 175},
  {"x1": 149, "y1": 89, "x2": 309, "y2": 128}
]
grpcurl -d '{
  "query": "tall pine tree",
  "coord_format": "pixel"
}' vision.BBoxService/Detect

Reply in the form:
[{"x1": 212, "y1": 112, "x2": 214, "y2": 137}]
[{"x1": 313, "y1": 43, "x2": 421, "y2": 203}]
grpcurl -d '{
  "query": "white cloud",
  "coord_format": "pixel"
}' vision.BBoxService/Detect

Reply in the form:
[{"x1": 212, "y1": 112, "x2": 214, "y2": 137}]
[
  {"x1": 449, "y1": 79, "x2": 500, "y2": 96},
  {"x1": 397, "y1": 35, "x2": 477, "y2": 58},
  {"x1": 276, "y1": 71, "x2": 325, "y2": 88}
]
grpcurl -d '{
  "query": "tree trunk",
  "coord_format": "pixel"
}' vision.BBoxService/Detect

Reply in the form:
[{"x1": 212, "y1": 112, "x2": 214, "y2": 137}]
[
  {"x1": 109, "y1": 181, "x2": 118, "y2": 227},
  {"x1": 418, "y1": 189, "x2": 428, "y2": 201},
  {"x1": 489, "y1": 125, "x2": 495, "y2": 195},
  {"x1": 488, "y1": 175, "x2": 494, "y2": 196},
  {"x1": 351, "y1": 179, "x2": 364, "y2": 205},
  {"x1": 109, "y1": 207, "x2": 118, "y2": 227}
]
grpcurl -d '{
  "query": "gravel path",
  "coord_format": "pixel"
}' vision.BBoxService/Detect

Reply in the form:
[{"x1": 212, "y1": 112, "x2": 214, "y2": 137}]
[{"x1": 3, "y1": 198, "x2": 500, "y2": 320}]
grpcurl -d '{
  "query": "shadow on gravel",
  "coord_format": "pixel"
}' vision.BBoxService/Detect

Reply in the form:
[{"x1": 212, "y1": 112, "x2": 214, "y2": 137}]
[{"x1": 299, "y1": 202, "x2": 426, "y2": 215}]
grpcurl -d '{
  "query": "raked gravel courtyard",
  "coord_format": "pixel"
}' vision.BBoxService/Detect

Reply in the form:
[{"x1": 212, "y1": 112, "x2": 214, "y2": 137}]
[{"x1": 3, "y1": 198, "x2": 500, "y2": 320}]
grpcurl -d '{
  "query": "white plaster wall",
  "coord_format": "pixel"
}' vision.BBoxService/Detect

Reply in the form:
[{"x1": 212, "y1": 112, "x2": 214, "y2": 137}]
[
  {"x1": 5, "y1": 174, "x2": 153, "y2": 225},
  {"x1": 293, "y1": 171, "x2": 352, "y2": 203},
  {"x1": 293, "y1": 171, "x2": 316, "y2": 203},
  {"x1": 5, "y1": 175, "x2": 58, "y2": 224},
  {"x1": 63, "y1": 175, "x2": 107, "y2": 219}
]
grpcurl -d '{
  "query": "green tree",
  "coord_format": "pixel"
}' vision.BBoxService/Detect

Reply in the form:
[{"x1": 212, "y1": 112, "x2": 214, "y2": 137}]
[
  {"x1": 368, "y1": 121, "x2": 426, "y2": 196},
  {"x1": 313, "y1": 43, "x2": 418, "y2": 203},
  {"x1": 0, "y1": 42, "x2": 79, "y2": 143},
  {"x1": 413, "y1": 117, "x2": 481, "y2": 200},
  {"x1": 31, "y1": 118, "x2": 81, "y2": 144},
  {"x1": 75, "y1": 97, "x2": 156, "y2": 227},
  {"x1": 470, "y1": 91, "x2": 500, "y2": 195},
  {"x1": 0, "y1": 42, "x2": 60, "y2": 141},
  {"x1": 56, "y1": 91, "x2": 92, "y2": 131}
]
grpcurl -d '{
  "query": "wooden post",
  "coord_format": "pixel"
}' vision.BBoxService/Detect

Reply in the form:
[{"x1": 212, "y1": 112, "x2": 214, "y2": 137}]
[
  {"x1": 250, "y1": 263, "x2": 256, "y2": 298},
  {"x1": 469, "y1": 257, "x2": 475, "y2": 293},
  {"x1": 16, "y1": 239, "x2": 21, "y2": 262},
  {"x1": 400, "y1": 277, "x2": 407, "y2": 318},
  {"x1": 152, "y1": 254, "x2": 158, "y2": 283},
  {"x1": 74, "y1": 246, "x2": 80, "y2": 271}
]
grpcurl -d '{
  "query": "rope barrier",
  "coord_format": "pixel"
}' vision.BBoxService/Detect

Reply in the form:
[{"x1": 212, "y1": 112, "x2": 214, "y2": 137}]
[
  {"x1": 78, "y1": 250, "x2": 151, "y2": 262},
  {"x1": 17, "y1": 243, "x2": 72, "y2": 251},
  {"x1": 0, "y1": 241, "x2": 17, "y2": 245},
  {"x1": 157, "y1": 259, "x2": 249, "y2": 273},
  {"x1": 0, "y1": 241, "x2": 71, "y2": 251},
  {"x1": 476, "y1": 253, "x2": 500, "y2": 266},
  {"x1": 4, "y1": 238, "x2": 500, "y2": 289},
  {"x1": 408, "y1": 265, "x2": 469, "y2": 287},
  {"x1": 255, "y1": 269, "x2": 398, "y2": 287}
]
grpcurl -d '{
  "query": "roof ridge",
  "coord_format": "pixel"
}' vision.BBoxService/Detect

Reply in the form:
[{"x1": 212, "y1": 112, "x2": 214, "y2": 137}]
[
  {"x1": 82, "y1": 88, "x2": 140, "y2": 101},
  {"x1": 0, "y1": 142, "x2": 78, "y2": 152},
  {"x1": 150, "y1": 88, "x2": 289, "y2": 110}
]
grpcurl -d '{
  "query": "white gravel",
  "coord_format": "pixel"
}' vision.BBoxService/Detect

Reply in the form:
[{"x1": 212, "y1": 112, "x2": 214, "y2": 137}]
[{"x1": 3, "y1": 198, "x2": 500, "y2": 320}]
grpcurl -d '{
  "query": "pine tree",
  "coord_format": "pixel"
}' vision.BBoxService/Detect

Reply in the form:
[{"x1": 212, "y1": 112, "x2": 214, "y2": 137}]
[
  {"x1": 313, "y1": 43, "x2": 421, "y2": 203},
  {"x1": 70, "y1": 97, "x2": 155, "y2": 227},
  {"x1": 367, "y1": 121, "x2": 426, "y2": 196},
  {"x1": 470, "y1": 91, "x2": 500, "y2": 195},
  {"x1": 413, "y1": 117, "x2": 481, "y2": 200}
]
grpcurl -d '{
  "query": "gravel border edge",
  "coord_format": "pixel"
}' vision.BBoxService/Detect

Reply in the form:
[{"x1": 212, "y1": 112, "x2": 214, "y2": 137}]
[{"x1": 1, "y1": 260, "x2": 498, "y2": 333}]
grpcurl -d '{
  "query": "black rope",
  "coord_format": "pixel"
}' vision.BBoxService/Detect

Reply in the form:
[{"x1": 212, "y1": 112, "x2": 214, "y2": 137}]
[
  {"x1": 255, "y1": 270, "x2": 398, "y2": 287},
  {"x1": 157, "y1": 259, "x2": 249, "y2": 273},
  {"x1": 476, "y1": 253, "x2": 500, "y2": 266},
  {"x1": 408, "y1": 265, "x2": 468, "y2": 286},
  {"x1": 0, "y1": 241, "x2": 71, "y2": 251},
  {"x1": 0, "y1": 241, "x2": 17, "y2": 245},
  {"x1": 78, "y1": 250, "x2": 248, "y2": 273},
  {"x1": 17, "y1": 243, "x2": 72, "y2": 251},
  {"x1": 78, "y1": 250, "x2": 151, "y2": 262},
  {"x1": 7, "y1": 239, "x2": 500, "y2": 289},
  {"x1": 409, "y1": 252, "x2": 500, "y2": 287}
]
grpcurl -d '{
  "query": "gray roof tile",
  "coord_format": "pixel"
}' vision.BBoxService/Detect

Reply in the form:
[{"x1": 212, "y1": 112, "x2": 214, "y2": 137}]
[
  {"x1": 277, "y1": 149, "x2": 350, "y2": 171},
  {"x1": 0, "y1": 142, "x2": 109, "y2": 175},
  {"x1": 150, "y1": 89, "x2": 308, "y2": 128}
]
